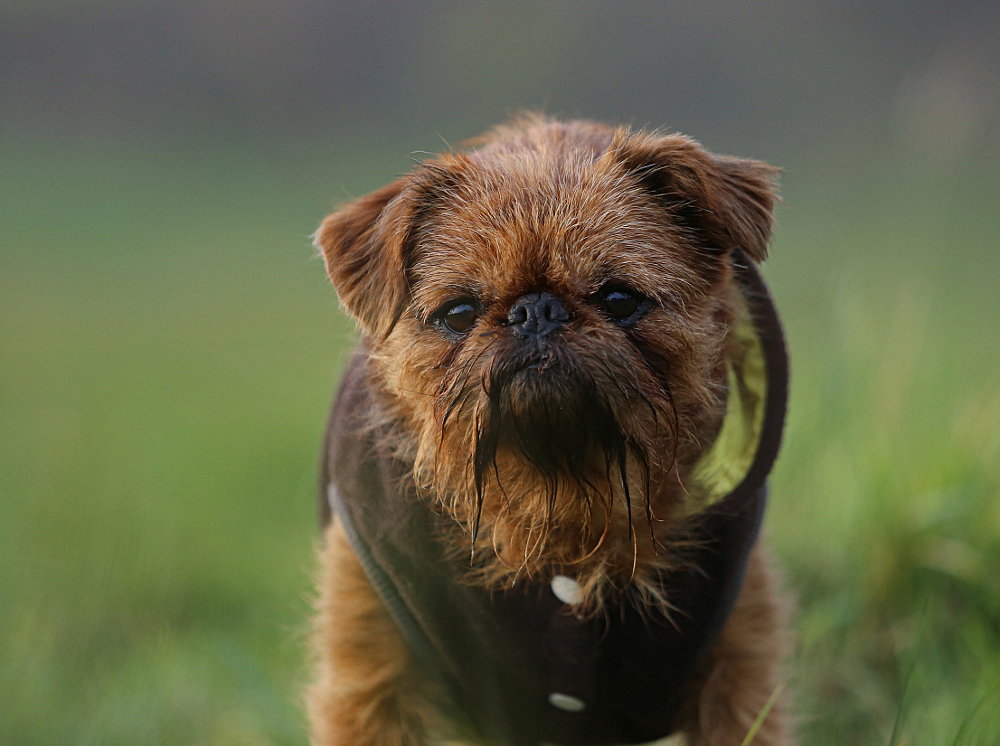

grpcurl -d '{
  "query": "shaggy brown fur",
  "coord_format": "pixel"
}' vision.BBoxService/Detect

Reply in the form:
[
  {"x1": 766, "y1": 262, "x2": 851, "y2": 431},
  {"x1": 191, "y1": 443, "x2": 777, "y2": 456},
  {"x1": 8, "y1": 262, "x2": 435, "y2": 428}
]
[{"x1": 307, "y1": 115, "x2": 792, "y2": 746}]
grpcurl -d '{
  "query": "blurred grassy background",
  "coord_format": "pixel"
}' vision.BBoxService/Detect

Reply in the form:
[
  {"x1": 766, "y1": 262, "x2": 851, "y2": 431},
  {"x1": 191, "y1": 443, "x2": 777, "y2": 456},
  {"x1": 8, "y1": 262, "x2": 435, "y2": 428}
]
[{"x1": 2, "y1": 2, "x2": 999, "y2": 744}]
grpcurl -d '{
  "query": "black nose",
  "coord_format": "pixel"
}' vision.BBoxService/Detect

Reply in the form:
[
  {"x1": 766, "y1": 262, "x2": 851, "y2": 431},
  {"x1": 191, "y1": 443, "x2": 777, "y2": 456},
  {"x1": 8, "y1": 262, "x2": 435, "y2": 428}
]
[{"x1": 507, "y1": 292, "x2": 570, "y2": 339}]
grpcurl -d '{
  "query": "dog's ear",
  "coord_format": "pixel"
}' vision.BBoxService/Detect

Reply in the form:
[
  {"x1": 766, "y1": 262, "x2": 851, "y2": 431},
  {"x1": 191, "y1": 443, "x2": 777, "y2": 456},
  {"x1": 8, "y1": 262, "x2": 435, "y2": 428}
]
[
  {"x1": 614, "y1": 133, "x2": 780, "y2": 262},
  {"x1": 316, "y1": 165, "x2": 446, "y2": 340},
  {"x1": 315, "y1": 179, "x2": 414, "y2": 340},
  {"x1": 316, "y1": 163, "x2": 464, "y2": 340}
]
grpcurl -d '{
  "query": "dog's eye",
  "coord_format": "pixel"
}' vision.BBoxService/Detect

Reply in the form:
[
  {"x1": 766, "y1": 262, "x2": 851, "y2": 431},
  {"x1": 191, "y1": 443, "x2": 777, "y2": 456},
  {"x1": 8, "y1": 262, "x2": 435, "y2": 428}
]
[
  {"x1": 598, "y1": 287, "x2": 641, "y2": 321},
  {"x1": 436, "y1": 299, "x2": 479, "y2": 335}
]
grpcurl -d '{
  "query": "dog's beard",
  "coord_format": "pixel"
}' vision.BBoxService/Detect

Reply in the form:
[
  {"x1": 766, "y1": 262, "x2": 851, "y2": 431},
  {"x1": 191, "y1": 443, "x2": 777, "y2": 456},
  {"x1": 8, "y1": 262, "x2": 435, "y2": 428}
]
[{"x1": 426, "y1": 332, "x2": 689, "y2": 572}]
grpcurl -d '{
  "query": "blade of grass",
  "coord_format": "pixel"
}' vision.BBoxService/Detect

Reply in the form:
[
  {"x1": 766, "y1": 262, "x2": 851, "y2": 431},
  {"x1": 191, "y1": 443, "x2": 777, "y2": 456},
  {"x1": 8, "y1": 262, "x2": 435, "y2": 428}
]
[
  {"x1": 949, "y1": 685, "x2": 997, "y2": 746},
  {"x1": 740, "y1": 681, "x2": 786, "y2": 746},
  {"x1": 889, "y1": 601, "x2": 930, "y2": 746}
]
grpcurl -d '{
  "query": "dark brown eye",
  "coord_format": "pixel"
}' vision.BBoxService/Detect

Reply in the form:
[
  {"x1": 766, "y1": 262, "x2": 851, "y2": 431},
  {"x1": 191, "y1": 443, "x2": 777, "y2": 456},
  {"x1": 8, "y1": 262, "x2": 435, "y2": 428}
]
[
  {"x1": 437, "y1": 299, "x2": 479, "y2": 335},
  {"x1": 599, "y1": 288, "x2": 640, "y2": 320}
]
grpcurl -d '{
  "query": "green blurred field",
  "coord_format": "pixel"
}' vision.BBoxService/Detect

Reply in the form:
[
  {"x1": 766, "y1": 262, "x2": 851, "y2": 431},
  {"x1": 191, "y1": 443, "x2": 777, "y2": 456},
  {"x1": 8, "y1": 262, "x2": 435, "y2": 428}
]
[{"x1": 2, "y1": 135, "x2": 999, "y2": 745}]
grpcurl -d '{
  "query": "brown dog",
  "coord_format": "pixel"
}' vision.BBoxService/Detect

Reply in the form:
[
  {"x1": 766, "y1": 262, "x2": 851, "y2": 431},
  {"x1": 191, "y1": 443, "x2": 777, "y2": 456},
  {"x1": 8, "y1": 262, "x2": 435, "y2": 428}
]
[{"x1": 308, "y1": 116, "x2": 792, "y2": 746}]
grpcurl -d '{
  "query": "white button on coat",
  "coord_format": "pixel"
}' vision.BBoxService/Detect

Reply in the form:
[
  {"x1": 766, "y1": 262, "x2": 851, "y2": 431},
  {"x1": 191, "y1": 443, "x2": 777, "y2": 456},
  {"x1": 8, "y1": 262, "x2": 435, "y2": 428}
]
[
  {"x1": 550, "y1": 575, "x2": 584, "y2": 605},
  {"x1": 548, "y1": 692, "x2": 586, "y2": 712}
]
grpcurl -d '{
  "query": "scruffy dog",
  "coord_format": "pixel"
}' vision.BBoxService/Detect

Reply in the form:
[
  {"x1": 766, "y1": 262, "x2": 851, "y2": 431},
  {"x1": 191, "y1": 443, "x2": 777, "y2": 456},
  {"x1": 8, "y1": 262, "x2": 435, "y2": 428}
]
[{"x1": 308, "y1": 116, "x2": 791, "y2": 746}]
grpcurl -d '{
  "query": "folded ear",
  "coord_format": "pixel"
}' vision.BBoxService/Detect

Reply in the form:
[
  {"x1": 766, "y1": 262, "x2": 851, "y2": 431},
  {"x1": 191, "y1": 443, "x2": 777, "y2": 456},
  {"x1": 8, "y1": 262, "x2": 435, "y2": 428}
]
[
  {"x1": 316, "y1": 162, "x2": 466, "y2": 340},
  {"x1": 613, "y1": 133, "x2": 780, "y2": 262},
  {"x1": 319, "y1": 171, "x2": 445, "y2": 340}
]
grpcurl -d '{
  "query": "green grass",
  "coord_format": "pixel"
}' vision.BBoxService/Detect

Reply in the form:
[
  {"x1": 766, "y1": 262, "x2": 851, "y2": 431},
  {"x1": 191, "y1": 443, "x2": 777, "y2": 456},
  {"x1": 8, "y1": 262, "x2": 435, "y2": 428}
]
[
  {"x1": 767, "y1": 161, "x2": 1000, "y2": 744},
  {"x1": 2, "y1": 135, "x2": 998, "y2": 745}
]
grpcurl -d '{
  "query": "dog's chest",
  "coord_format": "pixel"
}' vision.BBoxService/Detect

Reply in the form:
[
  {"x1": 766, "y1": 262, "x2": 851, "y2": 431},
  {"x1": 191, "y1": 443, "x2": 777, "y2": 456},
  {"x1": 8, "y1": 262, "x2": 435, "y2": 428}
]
[{"x1": 322, "y1": 372, "x2": 767, "y2": 745}]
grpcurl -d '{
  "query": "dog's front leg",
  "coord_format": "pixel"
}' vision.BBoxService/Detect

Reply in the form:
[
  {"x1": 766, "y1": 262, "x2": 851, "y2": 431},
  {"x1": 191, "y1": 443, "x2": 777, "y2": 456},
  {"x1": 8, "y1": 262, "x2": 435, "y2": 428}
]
[
  {"x1": 681, "y1": 542, "x2": 792, "y2": 746},
  {"x1": 307, "y1": 520, "x2": 434, "y2": 746}
]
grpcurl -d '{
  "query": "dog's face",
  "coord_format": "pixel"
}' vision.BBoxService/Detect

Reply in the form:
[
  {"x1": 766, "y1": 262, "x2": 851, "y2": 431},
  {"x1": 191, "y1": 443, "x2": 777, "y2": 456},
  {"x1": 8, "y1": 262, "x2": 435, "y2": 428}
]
[{"x1": 317, "y1": 118, "x2": 777, "y2": 580}]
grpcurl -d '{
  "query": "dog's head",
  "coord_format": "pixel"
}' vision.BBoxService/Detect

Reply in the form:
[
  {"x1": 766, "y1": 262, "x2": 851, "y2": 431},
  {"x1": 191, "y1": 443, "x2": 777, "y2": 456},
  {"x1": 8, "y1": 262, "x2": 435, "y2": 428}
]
[{"x1": 317, "y1": 117, "x2": 778, "y2": 580}]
